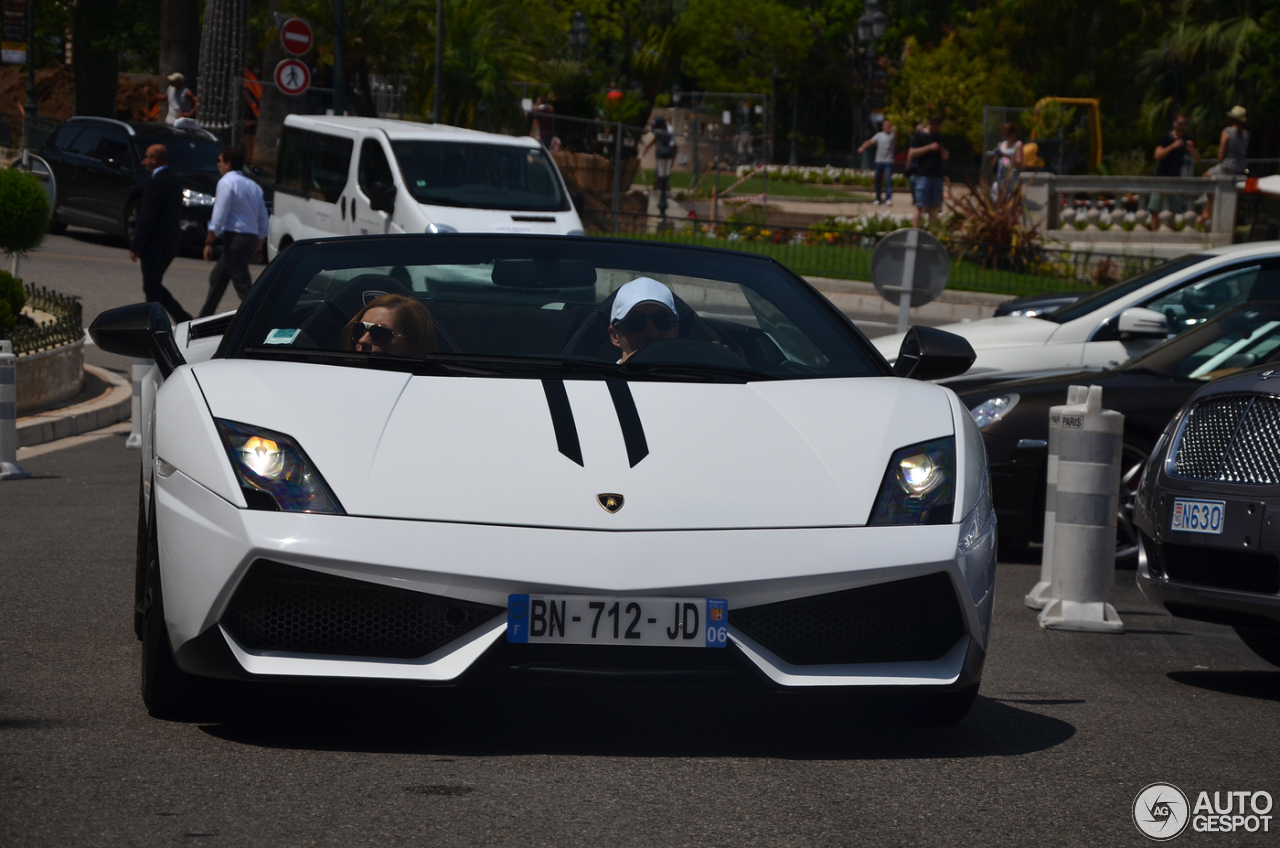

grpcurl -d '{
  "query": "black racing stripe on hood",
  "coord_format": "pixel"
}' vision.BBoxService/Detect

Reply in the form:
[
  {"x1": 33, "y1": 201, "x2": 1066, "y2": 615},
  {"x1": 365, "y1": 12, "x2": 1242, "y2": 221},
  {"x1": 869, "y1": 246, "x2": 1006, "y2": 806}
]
[
  {"x1": 541, "y1": 379, "x2": 583, "y2": 466},
  {"x1": 606, "y1": 378, "x2": 649, "y2": 467}
]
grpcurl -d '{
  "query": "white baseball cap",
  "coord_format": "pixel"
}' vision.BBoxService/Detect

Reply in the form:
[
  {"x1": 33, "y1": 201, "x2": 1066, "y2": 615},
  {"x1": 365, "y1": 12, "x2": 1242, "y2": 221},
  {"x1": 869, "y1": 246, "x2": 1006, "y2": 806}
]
[{"x1": 611, "y1": 277, "x2": 676, "y2": 323}]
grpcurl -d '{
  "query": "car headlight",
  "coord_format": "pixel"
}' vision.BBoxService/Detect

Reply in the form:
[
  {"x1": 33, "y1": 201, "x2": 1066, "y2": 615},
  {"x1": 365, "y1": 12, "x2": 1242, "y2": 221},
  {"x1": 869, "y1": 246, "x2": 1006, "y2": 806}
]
[
  {"x1": 182, "y1": 188, "x2": 215, "y2": 207},
  {"x1": 426, "y1": 223, "x2": 458, "y2": 233},
  {"x1": 215, "y1": 419, "x2": 344, "y2": 514},
  {"x1": 968, "y1": 393, "x2": 1019, "y2": 430},
  {"x1": 868, "y1": 437, "x2": 955, "y2": 526}
]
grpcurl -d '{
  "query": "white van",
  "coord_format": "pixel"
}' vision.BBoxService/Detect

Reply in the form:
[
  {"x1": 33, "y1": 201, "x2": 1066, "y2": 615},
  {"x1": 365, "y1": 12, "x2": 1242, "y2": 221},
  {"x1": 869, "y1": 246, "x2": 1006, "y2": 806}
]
[{"x1": 267, "y1": 115, "x2": 584, "y2": 258}]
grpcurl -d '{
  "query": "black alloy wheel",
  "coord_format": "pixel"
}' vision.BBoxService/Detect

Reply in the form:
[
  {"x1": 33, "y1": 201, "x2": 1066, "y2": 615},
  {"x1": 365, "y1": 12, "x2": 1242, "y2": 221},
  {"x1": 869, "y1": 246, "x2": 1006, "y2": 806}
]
[{"x1": 1116, "y1": 439, "x2": 1152, "y2": 565}]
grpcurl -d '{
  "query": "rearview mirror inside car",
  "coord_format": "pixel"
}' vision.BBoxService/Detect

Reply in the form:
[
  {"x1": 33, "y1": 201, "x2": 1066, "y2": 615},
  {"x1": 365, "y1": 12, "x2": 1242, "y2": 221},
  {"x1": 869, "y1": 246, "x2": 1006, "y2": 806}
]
[
  {"x1": 89, "y1": 302, "x2": 187, "y2": 378},
  {"x1": 1116, "y1": 307, "x2": 1170, "y2": 339},
  {"x1": 892, "y1": 326, "x2": 977, "y2": 381}
]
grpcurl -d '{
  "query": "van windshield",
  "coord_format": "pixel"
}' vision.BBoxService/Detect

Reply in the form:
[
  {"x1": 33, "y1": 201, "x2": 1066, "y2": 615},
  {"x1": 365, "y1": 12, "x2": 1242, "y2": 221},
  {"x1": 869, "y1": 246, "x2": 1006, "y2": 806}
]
[{"x1": 390, "y1": 141, "x2": 570, "y2": 212}]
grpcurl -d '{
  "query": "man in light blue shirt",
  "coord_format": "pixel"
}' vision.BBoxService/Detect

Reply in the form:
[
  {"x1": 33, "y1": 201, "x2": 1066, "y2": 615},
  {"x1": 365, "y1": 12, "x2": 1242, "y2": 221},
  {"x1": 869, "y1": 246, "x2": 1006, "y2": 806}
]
[{"x1": 200, "y1": 146, "x2": 269, "y2": 317}]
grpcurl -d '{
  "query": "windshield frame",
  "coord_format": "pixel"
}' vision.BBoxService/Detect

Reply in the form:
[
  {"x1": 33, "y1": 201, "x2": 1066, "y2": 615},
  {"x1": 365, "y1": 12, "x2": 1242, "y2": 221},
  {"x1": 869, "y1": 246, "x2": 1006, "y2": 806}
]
[
  {"x1": 218, "y1": 234, "x2": 892, "y2": 381},
  {"x1": 1046, "y1": 253, "x2": 1212, "y2": 325}
]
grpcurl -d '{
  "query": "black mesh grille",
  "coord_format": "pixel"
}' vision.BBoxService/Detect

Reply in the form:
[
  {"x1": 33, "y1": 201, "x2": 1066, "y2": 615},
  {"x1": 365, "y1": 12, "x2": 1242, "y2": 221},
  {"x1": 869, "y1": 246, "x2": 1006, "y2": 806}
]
[
  {"x1": 222, "y1": 561, "x2": 504, "y2": 659},
  {"x1": 1172, "y1": 395, "x2": 1280, "y2": 483},
  {"x1": 729, "y1": 572, "x2": 966, "y2": 666},
  {"x1": 1156, "y1": 542, "x2": 1280, "y2": 594}
]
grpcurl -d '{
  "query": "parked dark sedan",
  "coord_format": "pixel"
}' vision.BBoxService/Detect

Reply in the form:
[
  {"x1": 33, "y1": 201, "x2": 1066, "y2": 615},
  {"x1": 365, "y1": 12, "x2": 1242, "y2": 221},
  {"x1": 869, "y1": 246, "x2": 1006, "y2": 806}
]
[
  {"x1": 37, "y1": 117, "x2": 270, "y2": 251},
  {"x1": 958, "y1": 301, "x2": 1280, "y2": 560},
  {"x1": 1134, "y1": 364, "x2": 1280, "y2": 668}
]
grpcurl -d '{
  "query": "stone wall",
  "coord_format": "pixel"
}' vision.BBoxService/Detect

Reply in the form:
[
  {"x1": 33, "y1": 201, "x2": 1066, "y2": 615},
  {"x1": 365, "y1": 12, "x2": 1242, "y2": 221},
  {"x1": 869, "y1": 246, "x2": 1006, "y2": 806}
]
[{"x1": 16, "y1": 339, "x2": 83, "y2": 415}]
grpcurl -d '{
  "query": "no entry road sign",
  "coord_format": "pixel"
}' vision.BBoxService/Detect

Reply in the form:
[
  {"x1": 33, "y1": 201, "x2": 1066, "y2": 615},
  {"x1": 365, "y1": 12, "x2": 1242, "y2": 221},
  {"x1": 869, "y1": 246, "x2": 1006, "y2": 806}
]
[
  {"x1": 274, "y1": 59, "x2": 310, "y2": 96},
  {"x1": 280, "y1": 18, "x2": 313, "y2": 55}
]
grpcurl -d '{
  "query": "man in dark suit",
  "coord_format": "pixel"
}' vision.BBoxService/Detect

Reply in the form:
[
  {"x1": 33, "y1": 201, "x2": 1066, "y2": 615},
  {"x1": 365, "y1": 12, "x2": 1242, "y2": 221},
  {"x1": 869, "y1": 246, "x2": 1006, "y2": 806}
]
[{"x1": 129, "y1": 144, "x2": 193, "y2": 323}]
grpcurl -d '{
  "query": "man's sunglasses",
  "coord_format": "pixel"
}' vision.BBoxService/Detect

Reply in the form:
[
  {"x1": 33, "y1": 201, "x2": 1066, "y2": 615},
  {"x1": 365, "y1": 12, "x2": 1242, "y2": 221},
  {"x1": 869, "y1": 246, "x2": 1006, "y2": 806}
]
[
  {"x1": 616, "y1": 311, "x2": 677, "y2": 333},
  {"x1": 350, "y1": 321, "x2": 403, "y2": 346}
]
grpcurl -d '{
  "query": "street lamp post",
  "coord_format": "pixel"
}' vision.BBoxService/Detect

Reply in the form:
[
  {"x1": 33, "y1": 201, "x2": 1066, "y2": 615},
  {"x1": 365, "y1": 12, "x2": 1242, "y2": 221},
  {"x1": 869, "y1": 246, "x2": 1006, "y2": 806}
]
[
  {"x1": 569, "y1": 12, "x2": 589, "y2": 62},
  {"x1": 22, "y1": 0, "x2": 36, "y2": 158},
  {"x1": 857, "y1": 0, "x2": 888, "y2": 165}
]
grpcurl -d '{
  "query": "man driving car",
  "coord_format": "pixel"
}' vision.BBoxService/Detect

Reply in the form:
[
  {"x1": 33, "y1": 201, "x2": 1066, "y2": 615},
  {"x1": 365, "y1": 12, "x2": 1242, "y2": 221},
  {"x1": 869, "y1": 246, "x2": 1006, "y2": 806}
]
[{"x1": 609, "y1": 277, "x2": 680, "y2": 363}]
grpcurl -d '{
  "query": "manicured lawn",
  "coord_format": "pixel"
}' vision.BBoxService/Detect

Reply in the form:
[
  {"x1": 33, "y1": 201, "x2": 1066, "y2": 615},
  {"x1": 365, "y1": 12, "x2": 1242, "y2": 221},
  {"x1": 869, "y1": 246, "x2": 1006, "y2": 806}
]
[
  {"x1": 633, "y1": 170, "x2": 876, "y2": 202},
  {"x1": 609, "y1": 229, "x2": 1097, "y2": 297}
]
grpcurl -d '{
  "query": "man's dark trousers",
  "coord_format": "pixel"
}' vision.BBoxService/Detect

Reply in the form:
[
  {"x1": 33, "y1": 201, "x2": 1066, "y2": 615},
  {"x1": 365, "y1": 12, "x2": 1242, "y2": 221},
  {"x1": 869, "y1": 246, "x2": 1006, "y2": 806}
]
[
  {"x1": 200, "y1": 232, "x2": 258, "y2": 317},
  {"x1": 131, "y1": 167, "x2": 192, "y2": 323}
]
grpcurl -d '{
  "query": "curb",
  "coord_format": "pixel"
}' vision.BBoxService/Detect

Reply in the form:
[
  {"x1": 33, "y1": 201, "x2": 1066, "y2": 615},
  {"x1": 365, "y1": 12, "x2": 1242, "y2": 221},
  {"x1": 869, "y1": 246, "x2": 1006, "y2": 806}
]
[
  {"x1": 17, "y1": 365, "x2": 133, "y2": 448},
  {"x1": 804, "y1": 276, "x2": 1011, "y2": 323}
]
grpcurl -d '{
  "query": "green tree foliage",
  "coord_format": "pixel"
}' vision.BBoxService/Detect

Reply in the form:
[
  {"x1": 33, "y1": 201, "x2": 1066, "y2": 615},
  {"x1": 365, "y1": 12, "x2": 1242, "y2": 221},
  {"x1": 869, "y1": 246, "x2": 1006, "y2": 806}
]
[
  {"x1": 681, "y1": 0, "x2": 812, "y2": 93},
  {"x1": 0, "y1": 170, "x2": 49, "y2": 259},
  {"x1": 886, "y1": 32, "x2": 1033, "y2": 153}
]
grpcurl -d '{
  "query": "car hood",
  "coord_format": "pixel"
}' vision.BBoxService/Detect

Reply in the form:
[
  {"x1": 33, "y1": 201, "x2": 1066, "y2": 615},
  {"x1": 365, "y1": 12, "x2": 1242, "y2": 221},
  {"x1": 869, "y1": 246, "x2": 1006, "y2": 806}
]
[
  {"x1": 872, "y1": 316, "x2": 1060, "y2": 361},
  {"x1": 189, "y1": 360, "x2": 957, "y2": 530}
]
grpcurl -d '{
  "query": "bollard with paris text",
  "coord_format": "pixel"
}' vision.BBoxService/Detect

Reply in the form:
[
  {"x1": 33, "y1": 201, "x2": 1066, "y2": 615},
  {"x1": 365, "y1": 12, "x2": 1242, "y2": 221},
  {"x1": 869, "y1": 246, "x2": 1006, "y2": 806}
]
[
  {"x1": 1026, "y1": 384, "x2": 1089, "y2": 609},
  {"x1": 125, "y1": 358, "x2": 153, "y2": 450},
  {"x1": 0, "y1": 340, "x2": 30, "y2": 480},
  {"x1": 1037, "y1": 384, "x2": 1125, "y2": 633}
]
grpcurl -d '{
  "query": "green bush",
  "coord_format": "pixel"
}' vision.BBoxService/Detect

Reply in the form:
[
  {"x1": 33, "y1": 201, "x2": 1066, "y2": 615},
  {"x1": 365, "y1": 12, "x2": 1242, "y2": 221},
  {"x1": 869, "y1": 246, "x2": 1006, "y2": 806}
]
[
  {"x1": 0, "y1": 270, "x2": 25, "y2": 335},
  {"x1": 0, "y1": 168, "x2": 49, "y2": 258}
]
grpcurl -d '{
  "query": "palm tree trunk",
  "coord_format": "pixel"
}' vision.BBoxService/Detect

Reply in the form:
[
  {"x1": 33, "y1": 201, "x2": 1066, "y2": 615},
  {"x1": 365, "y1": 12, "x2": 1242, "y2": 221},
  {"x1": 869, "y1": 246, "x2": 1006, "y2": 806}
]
[
  {"x1": 159, "y1": 0, "x2": 201, "y2": 85},
  {"x1": 72, "y1": 0, "x2": 120, "y2": 118}
]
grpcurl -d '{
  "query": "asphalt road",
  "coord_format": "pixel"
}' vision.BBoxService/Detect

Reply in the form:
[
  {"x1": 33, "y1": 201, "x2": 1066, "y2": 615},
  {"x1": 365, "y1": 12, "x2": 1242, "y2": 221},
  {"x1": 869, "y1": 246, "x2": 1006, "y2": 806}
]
[
  {"x1": 18, "y1": 228, "x2": 923, "y2": 379},
  {"x1": 2, "y1": 434, "x2": 1276, "y2": 847}
]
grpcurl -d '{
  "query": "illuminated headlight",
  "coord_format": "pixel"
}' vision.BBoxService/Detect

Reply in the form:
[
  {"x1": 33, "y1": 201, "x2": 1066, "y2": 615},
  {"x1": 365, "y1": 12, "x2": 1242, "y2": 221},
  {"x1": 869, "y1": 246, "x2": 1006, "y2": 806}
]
[
  {"x1": 182, "y1": 188, "x2": 215, "y2": 207},
  {"x1": 215, "y1": 419, "x2": 343, "y2": 514},
  {"x1": 869, "y1": 437, "x2": 955, "y2": 526},
  {"x1": 425, "y1": 222, "x2": 458, "y2": 233},
  {"x1": 968, "y1": 394, "x2": 1019, "y2": 430}
]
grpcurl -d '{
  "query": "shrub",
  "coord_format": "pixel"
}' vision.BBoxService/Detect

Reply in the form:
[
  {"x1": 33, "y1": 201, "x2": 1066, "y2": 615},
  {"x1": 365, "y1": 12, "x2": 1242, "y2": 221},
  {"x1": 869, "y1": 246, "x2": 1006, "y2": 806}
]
[
  {"x1": 0, "y1": 270, "x2": 25, "y2": 335},
  {"x1": 0, "y1": 169, "x2": 49, "y2": 258}
]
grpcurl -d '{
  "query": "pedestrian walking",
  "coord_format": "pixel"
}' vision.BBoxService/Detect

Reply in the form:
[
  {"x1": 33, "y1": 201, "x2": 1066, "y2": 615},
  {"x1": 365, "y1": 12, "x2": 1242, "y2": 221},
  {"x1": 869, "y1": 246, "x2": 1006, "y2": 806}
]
[
  {"x1": 908, "y1": 115, "x2": 949, "y2": 228},
  {"x1": 129, "y1": 144, "x2": 193, "y2": 324},
  {"x1": 990, "y1": 122, "x2": 1023, "y2": 199},
  {"x1": 1148, "y1": 113, "x2": 1200, "y2": 228},
  {"x1": 1197, "y1": 106, "x2": 1250, "y2": 226},
  {"x1": 200, "y1": 147, "x2": 269, "y2": 317},
  {"x1": 531, "y1": 96, "x2": 557, "y2": 150},
  {"x1": 857, "y1": 119, "x2": 896, "y2": 205}
]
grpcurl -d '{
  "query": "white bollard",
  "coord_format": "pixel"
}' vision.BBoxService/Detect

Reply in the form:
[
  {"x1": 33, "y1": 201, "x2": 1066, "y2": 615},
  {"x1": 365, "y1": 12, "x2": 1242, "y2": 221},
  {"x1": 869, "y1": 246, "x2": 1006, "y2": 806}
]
[
  {"x1": 1026, "y1": 384, "x2": 1089, "y2": 609},
  {"x1": 125, "y1": 358, "x2": 153, "y2": 450},
  {"x1": 1037, "y1": 385, "x2": 1125, "y2": 633},
  {"x1": 0, "y1": 340, "x2": 30, "y2": 480}
]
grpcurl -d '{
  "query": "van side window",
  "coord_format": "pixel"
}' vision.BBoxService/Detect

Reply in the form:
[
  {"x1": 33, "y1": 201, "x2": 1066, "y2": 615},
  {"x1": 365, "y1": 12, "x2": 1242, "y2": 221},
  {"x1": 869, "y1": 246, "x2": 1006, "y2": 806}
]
[
  {"x1": 358, "y1": 140, "x2": 393, "y2": 198},
  {"x1": 275, "y1": 126, "x2": 353, "y2": 203}
]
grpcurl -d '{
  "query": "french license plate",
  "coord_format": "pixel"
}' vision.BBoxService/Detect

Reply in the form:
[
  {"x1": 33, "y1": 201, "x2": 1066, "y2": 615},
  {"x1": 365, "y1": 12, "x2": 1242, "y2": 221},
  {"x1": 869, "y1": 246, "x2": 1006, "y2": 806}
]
[
  {"x1": 507, "y1": 595, "x2": 728, "y2": 648},
  {"x1": 1171, "y1": 498, "x2": 1226, "y2": 534}
]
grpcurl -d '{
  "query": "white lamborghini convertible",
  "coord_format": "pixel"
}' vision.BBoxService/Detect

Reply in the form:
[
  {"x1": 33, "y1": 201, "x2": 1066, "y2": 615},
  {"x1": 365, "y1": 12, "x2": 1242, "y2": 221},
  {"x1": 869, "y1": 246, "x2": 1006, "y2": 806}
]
[{"x1": 90, "y1": 234, "x2": 995, "y2": 724}]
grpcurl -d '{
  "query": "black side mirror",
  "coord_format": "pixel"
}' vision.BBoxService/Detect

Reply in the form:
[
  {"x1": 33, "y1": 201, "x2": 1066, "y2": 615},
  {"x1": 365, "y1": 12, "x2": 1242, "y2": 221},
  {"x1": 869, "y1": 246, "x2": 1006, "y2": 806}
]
[
  {"x1": 370, "y1": 182, "x2": 396, "y2": 214},
  {"x1": 892, "y1": 326, "x2": 976, "y2": 381},
  {"x1": 89, "y1": 302, "x2": 187, "y2": 378}
]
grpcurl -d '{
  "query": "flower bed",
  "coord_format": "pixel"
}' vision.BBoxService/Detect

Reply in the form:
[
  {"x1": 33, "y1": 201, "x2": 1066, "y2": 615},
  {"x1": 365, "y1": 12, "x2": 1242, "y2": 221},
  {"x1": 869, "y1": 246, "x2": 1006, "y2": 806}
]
[{"x1": 738, "y1": 164, "x2": 908, "y2": 188}]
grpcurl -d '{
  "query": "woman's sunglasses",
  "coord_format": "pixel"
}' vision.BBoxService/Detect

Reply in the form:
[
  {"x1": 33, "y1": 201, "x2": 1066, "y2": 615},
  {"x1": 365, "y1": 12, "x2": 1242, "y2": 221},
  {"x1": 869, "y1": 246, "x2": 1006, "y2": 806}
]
[
  {"x1": 350, "y1": 321, "x2": 403, "y2": 346},
  {"x1": 616, "y1": 311, "x2": 677, "y2": 333}
]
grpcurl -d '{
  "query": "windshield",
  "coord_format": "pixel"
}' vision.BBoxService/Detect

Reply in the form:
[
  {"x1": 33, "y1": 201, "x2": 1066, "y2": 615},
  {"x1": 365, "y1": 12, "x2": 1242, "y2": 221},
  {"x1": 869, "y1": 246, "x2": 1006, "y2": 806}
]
[
  {"x1": 390, "y1": 141, "x2": 569, "y2": 212},
  {"x1": 1124, "y1": 304, "x2": 1280, "y2": 380},
  {"x1": 1047, "y1": 254, "x2": 1210, "y2": 324},
  {"x1": 133, "y1": 135, "x2": 222, "y2": 174},
  {"x1": 231, "y1": 237, "x2": 883, "y2": 381}
]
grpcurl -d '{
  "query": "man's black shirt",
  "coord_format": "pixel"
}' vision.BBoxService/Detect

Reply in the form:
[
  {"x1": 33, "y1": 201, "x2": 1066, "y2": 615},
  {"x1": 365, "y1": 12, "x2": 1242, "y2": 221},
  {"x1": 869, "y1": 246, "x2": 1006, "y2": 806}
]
[{"x1": 911, "y1": 130, "x2": 944, "y2": 178}]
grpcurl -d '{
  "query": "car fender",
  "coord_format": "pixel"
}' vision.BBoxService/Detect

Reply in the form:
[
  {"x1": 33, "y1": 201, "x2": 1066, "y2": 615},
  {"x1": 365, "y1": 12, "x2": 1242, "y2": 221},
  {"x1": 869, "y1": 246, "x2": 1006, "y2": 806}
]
[{"x1": 154, "y1": 367, "x2": 244, "y2": 507}]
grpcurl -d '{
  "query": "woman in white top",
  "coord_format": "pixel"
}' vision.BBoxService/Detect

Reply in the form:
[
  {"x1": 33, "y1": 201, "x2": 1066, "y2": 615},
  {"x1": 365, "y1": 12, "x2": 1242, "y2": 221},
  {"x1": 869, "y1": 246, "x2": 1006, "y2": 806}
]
[
  {"x1": 163, "y1": 73, "x2": 199, "y2": 124},
  {"x1": 991, "y1": 122, "x2": 1023, "y2": 199}
]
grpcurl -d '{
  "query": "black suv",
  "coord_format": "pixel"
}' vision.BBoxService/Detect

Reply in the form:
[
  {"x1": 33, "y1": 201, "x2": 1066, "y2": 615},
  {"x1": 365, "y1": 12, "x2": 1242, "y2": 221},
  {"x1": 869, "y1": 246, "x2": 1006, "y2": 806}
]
[{"x1": 38, "y1": 117, "x2": 268, "y2": 250}]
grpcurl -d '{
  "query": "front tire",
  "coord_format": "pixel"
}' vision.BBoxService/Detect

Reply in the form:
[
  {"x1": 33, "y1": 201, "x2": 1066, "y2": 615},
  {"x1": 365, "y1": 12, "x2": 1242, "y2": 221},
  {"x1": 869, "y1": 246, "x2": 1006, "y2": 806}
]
[
  {"x1": 140, "y1": 512, "x2": 212, "y2": 720},
  {"x1": 1115, "y1": 438, "x2": 1152, "y2": 566},
  {"x1": 1235, "y1": 627, "x2": 1280, "y2": 668}
]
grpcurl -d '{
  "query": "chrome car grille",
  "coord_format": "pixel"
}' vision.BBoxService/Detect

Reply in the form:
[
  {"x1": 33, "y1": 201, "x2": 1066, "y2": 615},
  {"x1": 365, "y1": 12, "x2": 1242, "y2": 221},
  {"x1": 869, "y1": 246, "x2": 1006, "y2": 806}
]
[
  {"x1": 729, "y1": 572, "x2": 966, "y2": 666},
  {"x1": 1172, "y1": 394, "x2": 1280, "y2": 483},
  {"x1": 222, "y1": 561, "x2": 504, "y2": 659}
]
